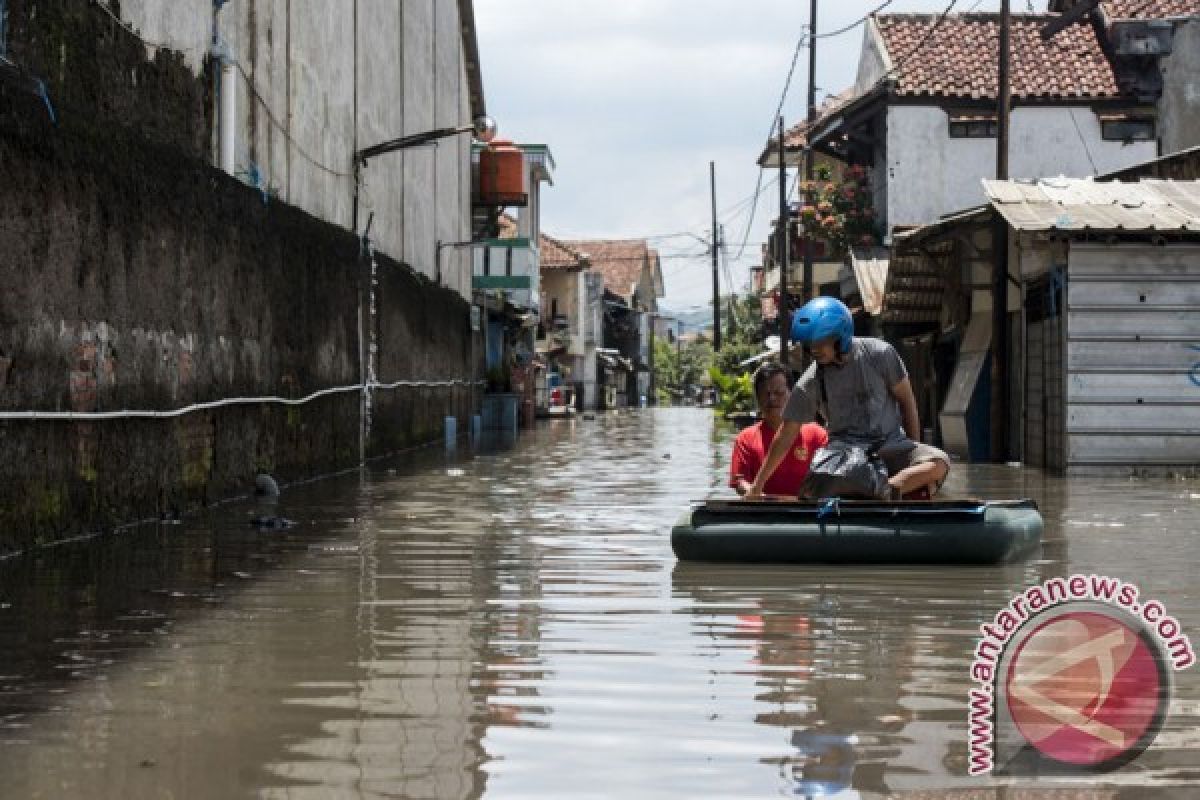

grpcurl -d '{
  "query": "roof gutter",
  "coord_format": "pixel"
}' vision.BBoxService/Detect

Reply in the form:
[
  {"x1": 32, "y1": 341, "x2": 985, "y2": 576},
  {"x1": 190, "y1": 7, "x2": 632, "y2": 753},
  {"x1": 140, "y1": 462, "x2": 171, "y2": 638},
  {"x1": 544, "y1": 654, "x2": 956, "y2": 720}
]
[{"x1": 457, "y1": 0, "x2": 486, "y2": 118}]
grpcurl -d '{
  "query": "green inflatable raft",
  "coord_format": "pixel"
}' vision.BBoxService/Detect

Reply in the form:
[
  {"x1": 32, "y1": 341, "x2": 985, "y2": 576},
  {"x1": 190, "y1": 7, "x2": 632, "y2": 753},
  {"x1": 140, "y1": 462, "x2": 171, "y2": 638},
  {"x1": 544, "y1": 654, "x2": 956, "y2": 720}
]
[{"x1": 671, "y1": 498, "x2": 1043, "y2": 565}]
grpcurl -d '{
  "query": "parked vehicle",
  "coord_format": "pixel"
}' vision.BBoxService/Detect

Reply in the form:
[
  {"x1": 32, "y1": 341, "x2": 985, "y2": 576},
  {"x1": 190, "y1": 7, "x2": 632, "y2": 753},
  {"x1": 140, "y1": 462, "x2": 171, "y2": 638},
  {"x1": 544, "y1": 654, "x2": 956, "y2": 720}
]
[{"x1": 539, "y1": 371, "x2": 575, "y2": 417}]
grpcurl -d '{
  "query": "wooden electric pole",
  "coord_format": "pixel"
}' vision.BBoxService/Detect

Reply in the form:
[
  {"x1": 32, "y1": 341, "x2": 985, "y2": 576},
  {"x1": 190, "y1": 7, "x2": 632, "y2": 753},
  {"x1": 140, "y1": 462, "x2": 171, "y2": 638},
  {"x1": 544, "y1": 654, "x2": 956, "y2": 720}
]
[
  {"x1": 803, "y1": 0, "x2": 818, "y2": 303},
  {"x1": 992, "y1": 0, "x2": 1012, "y2": 461},
  {"x1": 710, "y1": 161, "x2": 721, "y2": 351},
  {"x1": 778, "y1": 116, "x2": 790, "y2": 365}
]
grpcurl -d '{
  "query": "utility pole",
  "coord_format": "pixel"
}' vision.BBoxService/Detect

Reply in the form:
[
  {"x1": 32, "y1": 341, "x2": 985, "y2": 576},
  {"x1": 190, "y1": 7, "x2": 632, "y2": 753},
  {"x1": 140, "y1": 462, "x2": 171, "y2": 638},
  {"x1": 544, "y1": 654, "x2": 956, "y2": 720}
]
[
  {"x1": 803, "y1": 0, "x2": 818, "y2": 304},
  {"x1": 777, "y1": 116, "x2": 790, "y2": 365},
  {"x1": 992, "y1": 0, "x2": 1012, "y2": 461},
  {"x1": 648, "y1": 313, "x2": 656, "y2": 406},
  {"x1": 710, "y1": 161, "x2": 721, "y2": 351}
]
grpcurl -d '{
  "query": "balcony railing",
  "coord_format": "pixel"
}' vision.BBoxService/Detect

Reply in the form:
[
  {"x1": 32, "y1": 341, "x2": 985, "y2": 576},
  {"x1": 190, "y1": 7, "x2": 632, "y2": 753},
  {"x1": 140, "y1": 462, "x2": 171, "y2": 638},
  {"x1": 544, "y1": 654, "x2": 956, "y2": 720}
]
[{"x1": 472, "y1": 238, "x2": 540, "y2": 313}]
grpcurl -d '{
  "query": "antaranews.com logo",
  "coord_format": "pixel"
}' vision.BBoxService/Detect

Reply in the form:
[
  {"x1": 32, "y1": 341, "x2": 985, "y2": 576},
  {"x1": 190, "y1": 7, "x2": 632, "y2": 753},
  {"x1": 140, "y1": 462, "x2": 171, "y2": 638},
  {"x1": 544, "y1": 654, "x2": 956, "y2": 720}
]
[{"x1": 967, "y1": 574, "x2": 1195, "y2": 776}]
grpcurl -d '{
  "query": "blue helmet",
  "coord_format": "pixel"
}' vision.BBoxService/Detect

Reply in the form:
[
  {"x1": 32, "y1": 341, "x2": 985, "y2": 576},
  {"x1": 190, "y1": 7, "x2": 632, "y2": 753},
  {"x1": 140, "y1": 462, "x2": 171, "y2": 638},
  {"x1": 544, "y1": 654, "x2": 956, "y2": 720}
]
[{"x1": 790, "y1": 297, "x2": 854, "y2": 353}]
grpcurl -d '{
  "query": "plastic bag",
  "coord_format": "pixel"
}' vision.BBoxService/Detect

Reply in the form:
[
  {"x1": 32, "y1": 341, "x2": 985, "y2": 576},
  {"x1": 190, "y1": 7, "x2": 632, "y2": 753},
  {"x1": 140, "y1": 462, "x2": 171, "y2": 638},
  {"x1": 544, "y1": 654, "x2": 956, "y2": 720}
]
[{"x1": 801, "y1": 443, "x2": 891, "y2": 500}]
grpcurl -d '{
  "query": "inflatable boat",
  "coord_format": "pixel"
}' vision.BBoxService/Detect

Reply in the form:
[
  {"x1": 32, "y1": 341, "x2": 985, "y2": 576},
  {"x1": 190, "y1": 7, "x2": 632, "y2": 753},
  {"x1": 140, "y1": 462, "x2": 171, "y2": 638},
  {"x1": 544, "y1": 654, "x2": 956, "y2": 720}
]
[{"x1": 671, "y1": 498, "x2": 1043, "y2": 565}]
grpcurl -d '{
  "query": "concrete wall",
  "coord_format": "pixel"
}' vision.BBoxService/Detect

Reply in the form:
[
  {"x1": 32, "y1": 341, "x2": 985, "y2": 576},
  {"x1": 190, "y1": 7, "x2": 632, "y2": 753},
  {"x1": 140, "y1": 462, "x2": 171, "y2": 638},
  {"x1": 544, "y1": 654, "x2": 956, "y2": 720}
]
[
  {"x1": 1160, "y1": 19, "x2": 1200, "y2": 156},
  {"x1": 854, "y1": 21, "x2": 889, "y2": 93},
  {"x1": 114, "y1": 0, "x2": 474, "y2": 295},
  {"x1": 0, "y1": 2, "x2": 477, "y2": 552},
  {"x1": 884, "y1": 105, "x2": 1157, "y2": 229}
]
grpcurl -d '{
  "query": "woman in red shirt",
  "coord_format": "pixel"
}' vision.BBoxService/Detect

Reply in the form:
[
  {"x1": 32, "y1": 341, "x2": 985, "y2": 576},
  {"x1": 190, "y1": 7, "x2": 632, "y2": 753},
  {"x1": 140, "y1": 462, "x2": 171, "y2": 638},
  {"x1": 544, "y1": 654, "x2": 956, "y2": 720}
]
[{"x1": 730, "y1": 363, "x2": 828, "y2": 497}]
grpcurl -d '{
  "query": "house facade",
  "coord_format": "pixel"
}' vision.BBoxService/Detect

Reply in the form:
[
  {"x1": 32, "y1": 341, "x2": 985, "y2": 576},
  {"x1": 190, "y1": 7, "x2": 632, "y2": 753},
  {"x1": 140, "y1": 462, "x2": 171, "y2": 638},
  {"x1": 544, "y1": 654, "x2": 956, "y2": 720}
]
[
  {"x1": 558, "y1": 240, "x2": 665, "y2": 408},
  {"x1": 808, "y1": 11, "x2": 1165, "y2": 235},
  {"x1": 477, "y1": 147, "x2": 557, "y2": 429},
  {"x1": 1051, "y1": 1, "x2": 1200, "y2": 156},
  {"x1": 897, "y1": 176, "x2": 1200, "y2": 475},
  {"x1": 538, "y1": 235, "x2": 605, "y2": 411}
]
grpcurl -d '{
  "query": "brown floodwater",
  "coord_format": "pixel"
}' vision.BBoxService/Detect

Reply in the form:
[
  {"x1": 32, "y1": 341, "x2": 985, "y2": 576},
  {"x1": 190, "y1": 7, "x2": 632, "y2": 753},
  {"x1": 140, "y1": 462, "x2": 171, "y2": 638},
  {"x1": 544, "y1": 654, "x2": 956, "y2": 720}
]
[{"x1": 0, "y1": 407, "x2": 1197, "y2": 798}]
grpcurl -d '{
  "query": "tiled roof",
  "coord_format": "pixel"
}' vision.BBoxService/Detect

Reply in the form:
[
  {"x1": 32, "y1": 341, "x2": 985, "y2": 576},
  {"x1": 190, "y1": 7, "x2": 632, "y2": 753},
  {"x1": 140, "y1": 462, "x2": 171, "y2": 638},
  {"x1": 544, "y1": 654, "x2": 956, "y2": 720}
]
[
  {"x1": 1103, "y1": 0, "x2": 1200, "y2": 18},
  {"x1": 540, "y1": 233, "x2": 588, "y2": 270},
  {"x1": 783, "y1": 90, "x2": 859, "y2": 150},
  {"x1": 875, "y1": 13, "x2": 1122, "y2": 100},
  {"x1": 560, "y1": 239, "x2": 651, "y2": 301}
]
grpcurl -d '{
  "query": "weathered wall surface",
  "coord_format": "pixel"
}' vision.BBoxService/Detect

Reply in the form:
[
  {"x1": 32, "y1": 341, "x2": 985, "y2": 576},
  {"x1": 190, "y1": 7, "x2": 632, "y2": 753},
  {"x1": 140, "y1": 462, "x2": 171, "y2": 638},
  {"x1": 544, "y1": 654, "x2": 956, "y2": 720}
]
[
  {"x1": 0, "y1": 2, "x2": 477, "y2": 554},
  {"x1": 885, "y1": 105, "x2": 1156, "y2": 229},
  {"x1": 1160, "y1": 19, "x2": 1200, "y2": 156},
  {"x1": 111, "y1": 0, "x2": 474, "y2": 295}
]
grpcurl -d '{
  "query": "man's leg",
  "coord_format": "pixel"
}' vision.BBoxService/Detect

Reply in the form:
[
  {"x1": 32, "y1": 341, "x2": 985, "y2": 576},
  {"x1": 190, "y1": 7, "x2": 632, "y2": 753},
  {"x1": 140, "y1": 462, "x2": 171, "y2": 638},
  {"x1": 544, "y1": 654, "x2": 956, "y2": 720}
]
[{"x1": 883, "y1": 443, "x2": 950, "y2": 498}]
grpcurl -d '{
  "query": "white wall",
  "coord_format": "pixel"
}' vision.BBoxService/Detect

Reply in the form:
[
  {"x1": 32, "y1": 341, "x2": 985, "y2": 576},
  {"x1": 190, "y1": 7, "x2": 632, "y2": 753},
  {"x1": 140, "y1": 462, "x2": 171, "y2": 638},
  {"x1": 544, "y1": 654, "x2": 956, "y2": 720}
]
[
  {"x1": 112, "y1": 0, "x2": 476, "y2": 297},
  {"x1": 884, "y1": 105, "x2": 1157, "y2": 229},
  {"x1": 1161, "y1": 19, "x2": 1200, "y2": 156},
  {"x1": 854, "y1": 21, "x2": 888, "y2": 94}
]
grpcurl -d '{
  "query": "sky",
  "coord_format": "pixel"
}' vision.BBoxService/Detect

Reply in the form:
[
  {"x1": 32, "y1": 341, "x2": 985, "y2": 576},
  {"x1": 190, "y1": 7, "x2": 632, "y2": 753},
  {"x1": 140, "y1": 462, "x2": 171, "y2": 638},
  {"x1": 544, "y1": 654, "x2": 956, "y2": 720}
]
[{"x1": 474, "y1": 0, "x2": 1009, "y2": 312}]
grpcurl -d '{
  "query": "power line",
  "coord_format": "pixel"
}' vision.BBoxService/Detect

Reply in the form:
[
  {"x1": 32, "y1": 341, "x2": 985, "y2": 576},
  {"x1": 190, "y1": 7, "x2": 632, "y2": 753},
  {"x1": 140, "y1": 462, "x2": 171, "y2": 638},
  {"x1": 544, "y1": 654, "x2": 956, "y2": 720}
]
[
  {"x1": 1067, "y1": 107, "x2": 1100, "y2": 174},
  {"x1": 811, "y1": 0, "x2": 897, "y2": 39},
  {"x1": 233, "y1": 61, "x2": 353, "y2": 178},
  {"x1": 729, "y1": 0, "x2": 901, "y2": 263},
  {"x1": 92, "y1": 0, "x2": 354, "y2": 179}
]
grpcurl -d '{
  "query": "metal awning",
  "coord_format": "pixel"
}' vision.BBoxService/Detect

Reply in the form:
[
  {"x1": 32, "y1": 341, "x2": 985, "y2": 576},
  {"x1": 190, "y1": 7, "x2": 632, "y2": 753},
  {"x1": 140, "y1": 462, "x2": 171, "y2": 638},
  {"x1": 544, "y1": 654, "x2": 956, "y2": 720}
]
[
  {"x1": 981, "y1": 177, "x2": 1200, "y2": 233},
  {"x1": 596, "y1": 349, "x2": 633, "y2": 371}
]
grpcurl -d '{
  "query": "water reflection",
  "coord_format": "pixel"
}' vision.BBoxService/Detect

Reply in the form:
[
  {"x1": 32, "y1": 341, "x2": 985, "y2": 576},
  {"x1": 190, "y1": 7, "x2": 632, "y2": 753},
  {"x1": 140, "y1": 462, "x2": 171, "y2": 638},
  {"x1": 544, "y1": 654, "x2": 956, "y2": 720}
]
[{"x1": 0, "y1": 409, "x2": 1195, "y2": 798}]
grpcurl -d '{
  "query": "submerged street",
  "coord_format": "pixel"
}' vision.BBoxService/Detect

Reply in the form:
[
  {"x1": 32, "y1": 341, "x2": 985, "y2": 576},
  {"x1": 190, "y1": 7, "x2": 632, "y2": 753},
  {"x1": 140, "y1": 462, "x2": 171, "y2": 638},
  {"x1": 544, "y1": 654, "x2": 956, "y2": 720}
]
[{"x1": 1, "y1": 407, "x2": 1197, "y2": 798}]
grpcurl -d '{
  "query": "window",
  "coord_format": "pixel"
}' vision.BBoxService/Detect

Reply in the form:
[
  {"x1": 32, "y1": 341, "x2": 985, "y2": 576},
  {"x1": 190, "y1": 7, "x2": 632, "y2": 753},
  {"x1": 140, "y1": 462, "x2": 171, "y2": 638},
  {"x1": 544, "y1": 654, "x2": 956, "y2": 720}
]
[
  {"x1": 0, "y1": 0, "x2": 7, "y2": 60},
  {"x1": 948, "y1": 113, "x2": 997, "y2": 138},
  {"x1": 1101, "y1": 116, "x2": 1156, "y2": 142}
]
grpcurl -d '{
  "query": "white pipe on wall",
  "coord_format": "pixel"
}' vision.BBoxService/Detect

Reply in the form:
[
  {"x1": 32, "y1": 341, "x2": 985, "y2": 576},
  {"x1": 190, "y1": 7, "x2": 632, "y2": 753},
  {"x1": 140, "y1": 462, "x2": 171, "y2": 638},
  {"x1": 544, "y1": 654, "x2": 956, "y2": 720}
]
[{"x1": 0, "y1": 379, "x2": 482, "y2": 422}]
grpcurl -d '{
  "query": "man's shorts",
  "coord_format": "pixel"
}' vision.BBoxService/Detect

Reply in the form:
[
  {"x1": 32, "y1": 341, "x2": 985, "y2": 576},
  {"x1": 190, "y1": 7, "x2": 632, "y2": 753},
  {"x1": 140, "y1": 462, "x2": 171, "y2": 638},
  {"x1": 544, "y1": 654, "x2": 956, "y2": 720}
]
[{"x1": 879, "y1": 442, "x2": 951, "y2": 488}]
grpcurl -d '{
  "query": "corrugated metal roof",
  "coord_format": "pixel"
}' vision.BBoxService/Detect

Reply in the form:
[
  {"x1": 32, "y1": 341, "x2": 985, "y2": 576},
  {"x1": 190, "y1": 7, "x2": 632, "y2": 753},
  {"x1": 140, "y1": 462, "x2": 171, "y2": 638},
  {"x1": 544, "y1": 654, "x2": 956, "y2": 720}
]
[
  {"x1": 979, "y1": 177, "x2": 1200, "y2": 231},
  {"x1": 982, "y1": 178, "x2": 1200, "y2": 232}
]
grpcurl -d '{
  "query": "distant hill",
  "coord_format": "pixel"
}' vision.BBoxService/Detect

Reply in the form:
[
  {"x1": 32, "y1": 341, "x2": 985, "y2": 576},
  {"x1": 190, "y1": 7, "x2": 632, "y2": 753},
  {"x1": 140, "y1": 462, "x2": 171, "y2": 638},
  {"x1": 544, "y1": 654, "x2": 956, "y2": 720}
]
[{"x1": 658, "y1": 307, "x2": 714, "y2": 335}]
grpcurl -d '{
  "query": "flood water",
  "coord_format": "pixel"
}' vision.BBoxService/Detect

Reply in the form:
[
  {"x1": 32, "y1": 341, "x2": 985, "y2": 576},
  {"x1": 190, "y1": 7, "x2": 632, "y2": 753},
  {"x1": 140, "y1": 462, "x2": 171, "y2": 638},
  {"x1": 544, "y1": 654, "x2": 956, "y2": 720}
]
[{"x1": 0, "y1": 407, "x2": 1197, "y2": 798}]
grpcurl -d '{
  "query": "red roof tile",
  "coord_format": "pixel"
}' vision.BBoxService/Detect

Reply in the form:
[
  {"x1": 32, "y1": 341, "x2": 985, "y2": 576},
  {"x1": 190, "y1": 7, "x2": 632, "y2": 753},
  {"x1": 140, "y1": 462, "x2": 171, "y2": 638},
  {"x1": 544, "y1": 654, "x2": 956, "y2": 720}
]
[
  {"x1": 875, "y1": 13, "x2": 1123, "y2": 100},
  {"x1": 1103, "y1": 0, "x2": 1200, "y2": 18},
  {"x1": 559, "y1": 239, "x2": 651, "y2": 301},
  {"x1": 540, "y1": 233, "x2": 588, "y2": 270}
]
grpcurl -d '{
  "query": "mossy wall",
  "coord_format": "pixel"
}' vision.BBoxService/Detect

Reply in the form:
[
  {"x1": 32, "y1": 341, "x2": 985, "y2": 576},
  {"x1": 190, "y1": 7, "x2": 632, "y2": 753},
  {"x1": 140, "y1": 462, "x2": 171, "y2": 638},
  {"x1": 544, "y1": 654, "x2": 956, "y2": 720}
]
[{"x1": 0, "y1": 1, "x2": 476, "y2": 553}]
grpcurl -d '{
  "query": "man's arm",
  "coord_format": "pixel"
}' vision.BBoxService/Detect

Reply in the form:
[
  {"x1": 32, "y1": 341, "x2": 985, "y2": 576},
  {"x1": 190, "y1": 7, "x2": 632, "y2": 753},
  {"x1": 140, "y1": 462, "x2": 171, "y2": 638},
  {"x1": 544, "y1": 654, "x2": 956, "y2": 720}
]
[
  {"x1": 730, "y1": 437, "x2": 757, "y2": 496},
  {"x1": 890, "y1": 377, "x2": 921, "y2": 443},
  {"x1": 746, "y1": 420, "x2": 803, "y2": 498}
]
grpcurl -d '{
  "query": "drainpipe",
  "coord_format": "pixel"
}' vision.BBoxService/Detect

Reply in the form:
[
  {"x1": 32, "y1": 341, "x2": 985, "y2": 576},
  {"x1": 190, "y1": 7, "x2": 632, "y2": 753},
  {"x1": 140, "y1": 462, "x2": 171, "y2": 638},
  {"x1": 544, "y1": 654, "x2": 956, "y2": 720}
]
[
  {"x1": 0, "y1": 0, "x2": 8, "y2": 61},
  {"x1": 218, "y1": 53, "x2": 236, "y2": 175},
  {"x1": 212, "y1": 1, "x2": 236, "y2": 175}
]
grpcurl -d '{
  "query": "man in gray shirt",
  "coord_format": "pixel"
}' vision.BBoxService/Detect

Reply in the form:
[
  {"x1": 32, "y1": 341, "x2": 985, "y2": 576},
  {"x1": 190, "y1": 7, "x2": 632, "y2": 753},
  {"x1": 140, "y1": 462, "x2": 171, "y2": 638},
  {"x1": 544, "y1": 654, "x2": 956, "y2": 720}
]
[{"x1": 746, "y1": 298, "x2": 950, "y2": 500}]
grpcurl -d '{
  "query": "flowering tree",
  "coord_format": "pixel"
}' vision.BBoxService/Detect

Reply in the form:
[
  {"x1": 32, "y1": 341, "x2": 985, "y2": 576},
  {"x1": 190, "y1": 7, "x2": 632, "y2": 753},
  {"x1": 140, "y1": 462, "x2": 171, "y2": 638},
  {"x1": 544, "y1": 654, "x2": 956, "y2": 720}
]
[{"x1": 796, "y1": 164, "x2": 879, "y2": 259}]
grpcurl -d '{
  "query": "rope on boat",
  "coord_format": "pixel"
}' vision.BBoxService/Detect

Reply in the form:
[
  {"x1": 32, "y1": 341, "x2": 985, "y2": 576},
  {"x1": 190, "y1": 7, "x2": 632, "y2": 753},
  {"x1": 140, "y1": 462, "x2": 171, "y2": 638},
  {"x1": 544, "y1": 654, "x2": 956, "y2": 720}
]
[{"x1": 817, "y1": 497, "x2": 841, "y2": 520}]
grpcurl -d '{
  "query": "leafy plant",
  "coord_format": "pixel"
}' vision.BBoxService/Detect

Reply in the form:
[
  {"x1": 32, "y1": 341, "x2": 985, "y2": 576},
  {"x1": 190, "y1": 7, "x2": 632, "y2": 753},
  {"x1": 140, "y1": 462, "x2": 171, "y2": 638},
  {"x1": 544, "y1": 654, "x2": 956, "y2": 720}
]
[{"x1": 708, "y1": 366, "x2": 755, "y2": 416}]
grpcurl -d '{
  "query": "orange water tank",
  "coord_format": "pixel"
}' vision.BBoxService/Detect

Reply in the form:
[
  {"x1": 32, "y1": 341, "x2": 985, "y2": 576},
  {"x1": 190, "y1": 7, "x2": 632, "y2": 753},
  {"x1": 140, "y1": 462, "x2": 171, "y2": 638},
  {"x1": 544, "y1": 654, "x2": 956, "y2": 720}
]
[{"x1": 478, "y1": 140, "x2": 528, "y2": 207}]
